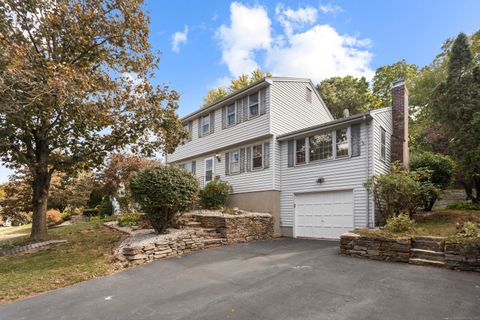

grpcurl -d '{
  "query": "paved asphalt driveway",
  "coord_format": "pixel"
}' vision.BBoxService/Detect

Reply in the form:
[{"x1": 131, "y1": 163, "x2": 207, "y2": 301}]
[{"x1": 1, "y1": 238, "x2": 479, "y2": 320}]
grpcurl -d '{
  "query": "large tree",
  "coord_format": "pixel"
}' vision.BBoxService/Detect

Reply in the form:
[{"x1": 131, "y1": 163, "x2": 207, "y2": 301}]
[
  {"x1": 372, "y1": 60, "x2": 419, "y2": 108},
  {"x1": 203, "y1": 68, "x2": 271, "y2": 106},
  {"x1": 432, "y1": 33, "x2": 480, "y2": 201},
  {"x1": 316, "y1": 76, "x2": 379, "y2": 118},
  {"x1": 0, "y1": 0, "x2": 186, "y2": 239},
  {"x1": 100, "y1": 153, "x2": 160, "y2": 212}
]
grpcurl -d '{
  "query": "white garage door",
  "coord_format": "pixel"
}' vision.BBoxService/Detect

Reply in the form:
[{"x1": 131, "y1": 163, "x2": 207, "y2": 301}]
[{"x1": 295, "y1": 190, "x2": 353, "y2": 239}]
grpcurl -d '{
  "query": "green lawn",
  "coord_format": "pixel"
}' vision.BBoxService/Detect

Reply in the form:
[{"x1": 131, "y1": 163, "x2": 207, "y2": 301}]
[
  {"x1": 0, "y1": 224, "x2": 32, "y2": 236},
  {"x1": 0, "y1": 221, "x2": 123, "y2": 304}
]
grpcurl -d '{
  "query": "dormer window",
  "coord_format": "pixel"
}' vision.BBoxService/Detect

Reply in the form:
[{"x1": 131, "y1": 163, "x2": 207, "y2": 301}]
[
  {"x1": 249, "y1": 92, "x2": 259, "y2": 118},
  {"x1": 227, "y1": 103, "x2": 236, "y2": 126},
  {"x1": 202, "y1": 115, "x2": 210, "y2": 135}
]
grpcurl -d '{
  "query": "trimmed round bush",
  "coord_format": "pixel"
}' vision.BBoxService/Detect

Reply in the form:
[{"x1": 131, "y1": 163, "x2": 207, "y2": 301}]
[
  {"x1": 385, "y1": 213, "x2": 415, "y2": 233},
  {"x1": 46, "y1": 209, "x2": 63, "y2": 226},
  {"x1": 410, "y1": 152, "x2": 456, "y2": 210},
  {"x1": 129, "y1": 166, "x2": 199, "y2": 234},
  {"x1": 199, "y1": 179, "x2": 233, "y2": 210}
]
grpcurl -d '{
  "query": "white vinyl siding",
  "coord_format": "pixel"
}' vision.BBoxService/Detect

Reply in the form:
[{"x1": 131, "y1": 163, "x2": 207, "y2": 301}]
[
  {"x1": 180, "y1": 138, "x2": 274, "y2": 193},
  {"x1": 167, "y1": 86, "x2": 270, "y2": 163},
  {"x1": 371, "y1": 107, "x2": 392, "y2": 175},
  {"x1": 279, "y1": 122, "x2": 371, "y2": 229},
  {"x1": 269, "y1": 80, "x2": 333, "y2": 136}
]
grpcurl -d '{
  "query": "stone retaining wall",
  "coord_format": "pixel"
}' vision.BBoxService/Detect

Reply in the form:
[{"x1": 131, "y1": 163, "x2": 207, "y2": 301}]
[
  {"x1": 113, "y1": 210, "x2": 273, "y2": 265},
  {"x1": 444, "y1": 242, "x2": 480, "y2": 271},
  {"x1": 340, "y1": 232, "x2": 480, "y2": 272},
  {"x1": 194, "y1": 213, "x2": 274, "y2": 244},
  {"x1": 340, "y1": 232, "x2": 410, "y2": 262},
  {"x1": 118, "y1": 229, "x2": 226, "y2": 265}
]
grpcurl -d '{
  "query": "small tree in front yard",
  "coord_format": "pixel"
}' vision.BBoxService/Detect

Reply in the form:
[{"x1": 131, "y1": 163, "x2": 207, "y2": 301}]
[
  {"x1": 199, "y1": 178, "x2": 233, "y2": 210},
  {"x1": 410, "y1": 152, "x2": 456, "y2": 210},
  {"x1": 129, "y1": 166, "x2": 198, "y2": 233},
  {"x1": 366, "y1": 163, "x2": 439, "y2": 225}
]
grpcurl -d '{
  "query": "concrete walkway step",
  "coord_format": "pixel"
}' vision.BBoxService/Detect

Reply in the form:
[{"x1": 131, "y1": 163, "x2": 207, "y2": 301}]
[
  {"x1": 409, "y1": 258, "x2": 446, "y2": 267},
  {"x1": 410, "y1": 248, "x2": 445, "y2": 262}
]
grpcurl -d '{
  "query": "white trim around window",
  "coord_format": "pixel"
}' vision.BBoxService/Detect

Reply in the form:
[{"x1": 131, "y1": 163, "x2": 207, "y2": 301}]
[
  {"x1": 252, "y1": 143, "x2": 263, "y2": 170},
  {"x1": 293, "y1": 126, "x2": 351, "y2": 166},
  {"x1": 229, "y1": 150, "x2": 240, "y2": 174},
  {"x1": 202, "y1": 115, "x2": 210, "y2": 135},
  {"x1": 226, "y1": 103, "x2": 236, "y2": 127},
  {"x1": 380, "y1": 127, "x2": 386, "y2": 161},
  {"x1": 248, "y1": 92, "x2": 259, "y2": 118},
  {"x1": 204, "y1": 157, "x2": 214, "y2": 183}
]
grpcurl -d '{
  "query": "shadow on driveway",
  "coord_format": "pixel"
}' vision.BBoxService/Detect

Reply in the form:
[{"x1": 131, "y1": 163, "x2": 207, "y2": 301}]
[{"x1": 1, "y1": 238, "x2": 479, "y2": 320}]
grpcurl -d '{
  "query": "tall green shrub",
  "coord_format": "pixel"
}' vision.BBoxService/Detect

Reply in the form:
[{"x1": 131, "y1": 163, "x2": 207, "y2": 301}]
[
  {"x1": 129, "y1": 166, "x2": 199, "y2": 233},
  {"x1": 199, "y1": 179, "x2": 233, "y2": 210},
  {"x1": 410, "y1": 152, "x2": 456, "y2": 210},
  {"x1": 366, "y1": 164, "x2": 438, "y2": 225},
  {"x1": 99, "y1": 197, "x2": 114, "y2": 217}
]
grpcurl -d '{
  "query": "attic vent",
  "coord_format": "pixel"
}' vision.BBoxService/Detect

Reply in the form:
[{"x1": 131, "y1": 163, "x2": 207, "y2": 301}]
[{"x1": 306, "y1": 87, "x2": 312, "y2": 103}]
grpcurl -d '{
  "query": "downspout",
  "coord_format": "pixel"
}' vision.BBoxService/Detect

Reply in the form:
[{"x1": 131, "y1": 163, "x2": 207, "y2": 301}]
[{"x1": 365, "y1": 116, "x2": 371, "y2": 228}]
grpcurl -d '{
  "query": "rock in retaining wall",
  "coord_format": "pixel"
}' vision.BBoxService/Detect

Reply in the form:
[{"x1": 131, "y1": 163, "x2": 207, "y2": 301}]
[
  {"x1": 116, "y1": 228, "x2": 227, "y2": 265},
  {"x1": 113, "y1": 210, "x2": 273, "y2": 266},
  {"x1": 340, "y1": 232, "x2": 480, "y2": 272},
  {"x1": 340, "y1": 232, "x2": 411, "y2": 262},
  {"x1": 444, "y1": 242, "x2": 480, "y2": 272},
  {"x1": 193, "y1": 212, "x2": 274, "y2": 244}
]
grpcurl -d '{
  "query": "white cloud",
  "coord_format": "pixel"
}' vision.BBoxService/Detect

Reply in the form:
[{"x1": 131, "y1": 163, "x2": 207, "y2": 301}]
[
  {"x1": 216, "y1": 2, "x2": 271, "y2": 76},
  {"x1": 319, "y1": 3, "x2": 343, "y2": 15},
  {"x1": 275, "y1": 4, "x2": 318, "y2": 38},
  {"x1": 215, "y1": 2, "x2": 373, "y2": 84},
  {"x1": 171, "y1": 25, "x2": 189, "y2": 53},
  {"x1": 266, "y1": 25, "x2": 373, "y2": 83}
]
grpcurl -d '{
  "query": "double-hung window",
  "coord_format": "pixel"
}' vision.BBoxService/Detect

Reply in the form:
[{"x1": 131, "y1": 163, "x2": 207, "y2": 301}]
[
  {"x1": 335, "y1": 128, "x2": 349, "y2": 158},
  {"x1": 309, "y1": 133, "x2": 332, "y2": 161},
  {"x1": 227, "y1": 103, "x2": 236, "y2": 126},
  {"x1": 295, "y1": 138, "x2": 306, "y2": 164},
  {"x1": 380, "y1": 127, "x2": 386, "y2": 161},
  {"x1": 205, "y1": 158, "x2": 214, "y2": 183},
  {"x1": 230, "y1": 150, "x2": 240, "y2": 174},
  {"x1": 252, "y1": 144, "x2": 263, "y2": 169},
  {"x1": 184, "y1": 122, "x2": 191, "y2": 140},
  {"x1": 249, "y1": 92, "x2": 259, "y2": 118},
  {"x1": 183, "y1": 162, "x2": 193, "y2": 173},
  {"x1": 202, "y1": 115, "x2": 210, "y2": 135}
]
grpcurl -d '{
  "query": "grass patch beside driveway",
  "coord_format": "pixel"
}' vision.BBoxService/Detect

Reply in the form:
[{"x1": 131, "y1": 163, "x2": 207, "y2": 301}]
[{"x1": 0, "y1": 221, "x2": 123, "y2": 304}]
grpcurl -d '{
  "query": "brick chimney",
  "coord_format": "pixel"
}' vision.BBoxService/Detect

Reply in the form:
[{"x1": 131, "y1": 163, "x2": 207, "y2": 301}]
[{"x1": 391, "y1": 79, "x2": 409, "y2": 167}]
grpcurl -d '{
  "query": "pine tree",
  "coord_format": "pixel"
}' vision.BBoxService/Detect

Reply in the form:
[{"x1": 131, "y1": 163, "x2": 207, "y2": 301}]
[{"x1": 433, "y1": 33, "x2": 480, "y2": 201}]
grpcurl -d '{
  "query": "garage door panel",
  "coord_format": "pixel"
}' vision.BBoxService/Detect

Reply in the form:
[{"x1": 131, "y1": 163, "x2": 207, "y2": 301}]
[{"x1": 295, "y1": 190, "x2": 353, "y2": 239}]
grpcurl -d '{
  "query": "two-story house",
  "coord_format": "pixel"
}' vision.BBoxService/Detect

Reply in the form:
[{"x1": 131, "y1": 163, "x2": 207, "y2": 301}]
[{"x1": 166, "y1": 77, "x2": 409, "y2": 239}]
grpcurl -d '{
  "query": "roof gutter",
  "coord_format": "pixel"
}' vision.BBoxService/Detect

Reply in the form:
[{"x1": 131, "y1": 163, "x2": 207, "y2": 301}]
[
  {"x1": 181, "y1": 79, "x2": 271, "y2": 122},
  {"x1": 277, "y1": 112, "x2": 372, "y2": 141}
]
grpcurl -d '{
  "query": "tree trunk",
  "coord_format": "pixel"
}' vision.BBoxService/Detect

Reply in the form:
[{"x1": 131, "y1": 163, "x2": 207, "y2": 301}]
[
  {"x1": 30, "y1": 167, "x2": 52, "y2": 240},
  {"x1": 462, "y1": 179, "x2": 474, "y2": 201},
  {"x1": 473, "y1": 175, "x2": 480, "y2": 203}
]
